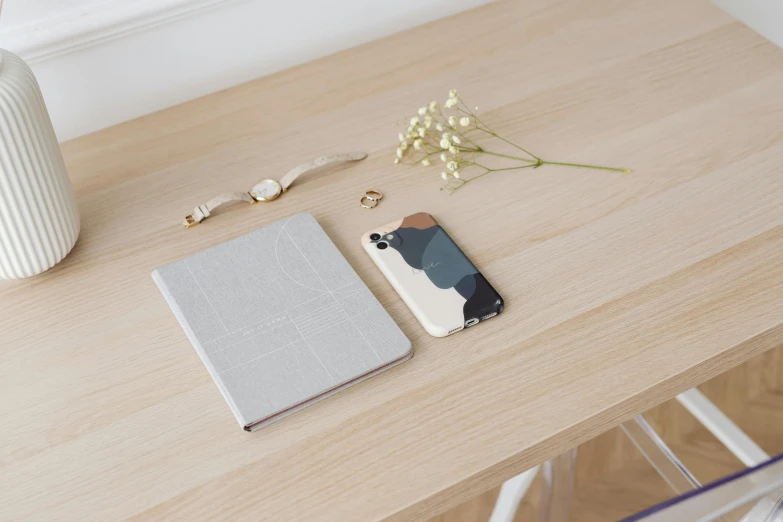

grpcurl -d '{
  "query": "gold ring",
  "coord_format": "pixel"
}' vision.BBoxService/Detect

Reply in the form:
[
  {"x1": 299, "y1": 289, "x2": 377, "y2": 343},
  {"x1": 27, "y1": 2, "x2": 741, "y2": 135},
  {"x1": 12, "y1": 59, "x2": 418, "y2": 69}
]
[
  {"x1": 364, "y1": 190, "x2": 383, "y2": 202},
  {"x1": 360, "y1": 196, "x2": 378, "y2": 209}
]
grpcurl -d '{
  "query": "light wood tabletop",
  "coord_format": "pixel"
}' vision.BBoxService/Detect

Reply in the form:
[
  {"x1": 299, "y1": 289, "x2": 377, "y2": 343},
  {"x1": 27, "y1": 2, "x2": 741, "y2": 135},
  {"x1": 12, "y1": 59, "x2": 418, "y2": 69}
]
[{"x1": 3, "y1": 0, "x2": 783, "y2": 519}]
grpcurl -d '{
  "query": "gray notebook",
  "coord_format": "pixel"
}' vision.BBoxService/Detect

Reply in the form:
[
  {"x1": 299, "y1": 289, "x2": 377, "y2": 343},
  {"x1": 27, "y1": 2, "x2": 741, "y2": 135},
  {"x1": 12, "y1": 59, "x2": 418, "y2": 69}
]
[{"x1": 152, "y1": 212, "x2": 412, "y2": 431}]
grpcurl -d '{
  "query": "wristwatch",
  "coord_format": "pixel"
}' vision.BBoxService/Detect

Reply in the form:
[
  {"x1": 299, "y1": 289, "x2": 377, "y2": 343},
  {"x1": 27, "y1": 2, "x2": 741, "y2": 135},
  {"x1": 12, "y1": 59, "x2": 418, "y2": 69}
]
[{"x1": 183, "y1": 152, "x2": 367, "y2": 228}]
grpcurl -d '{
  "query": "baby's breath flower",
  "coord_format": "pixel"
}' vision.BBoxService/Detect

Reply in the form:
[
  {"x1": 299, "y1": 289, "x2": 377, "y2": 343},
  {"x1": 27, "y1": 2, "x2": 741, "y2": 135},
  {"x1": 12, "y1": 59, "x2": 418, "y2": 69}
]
[
  {"x1": 474, "y1": 106, "x2": 479, "y2": 111},
  {"x1": 393, "y1": 88, "x2": 630, "y2": 194}
]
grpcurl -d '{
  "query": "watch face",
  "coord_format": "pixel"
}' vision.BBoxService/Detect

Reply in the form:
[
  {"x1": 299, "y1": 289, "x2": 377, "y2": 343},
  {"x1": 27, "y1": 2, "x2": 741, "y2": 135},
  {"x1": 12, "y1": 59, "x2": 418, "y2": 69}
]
[{"x1": 250, "y1": 179, "x2": 282, "y2": 201}]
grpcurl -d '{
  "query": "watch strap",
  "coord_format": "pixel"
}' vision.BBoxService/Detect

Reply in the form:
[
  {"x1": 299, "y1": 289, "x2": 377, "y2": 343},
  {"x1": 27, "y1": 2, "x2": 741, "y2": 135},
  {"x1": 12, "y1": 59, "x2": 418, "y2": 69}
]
[
  {"x1": 183, "y1": 152, "x2": 367, "y2": 228},
  {"x1": 279, "y1": 152, "x2": 367, "y2": 191},
  {"x1": 184, "y1": 192, "x2": 254, "y2": 228}
]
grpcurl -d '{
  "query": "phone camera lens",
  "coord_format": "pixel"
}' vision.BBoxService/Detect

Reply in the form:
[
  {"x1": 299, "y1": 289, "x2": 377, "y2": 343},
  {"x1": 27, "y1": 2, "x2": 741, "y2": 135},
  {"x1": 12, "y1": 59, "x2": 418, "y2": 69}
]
[
  {"x1": 376, "y1": 241, "x2": 388, "y2": 250},
  {"x1": 370, "y1": 233, "x2": 381, "y2": 241}
]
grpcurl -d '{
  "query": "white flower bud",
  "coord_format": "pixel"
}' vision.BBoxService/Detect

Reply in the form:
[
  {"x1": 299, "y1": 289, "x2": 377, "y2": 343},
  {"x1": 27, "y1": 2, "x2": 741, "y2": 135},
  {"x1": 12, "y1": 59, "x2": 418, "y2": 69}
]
[
  {"x1": 418, "y1": 107, "x2": 427, "y2": 116},
  {"x1": 410, "y1": 116, "x2": 419, "y2": 126},
  {"x1": 452, "y1": 136, "x2": 461, "y2": 144},
  {"x1": 460, "y1": 117, "x2": 470, "y2": 127},
  {"x1": 445, "y1": 99, "x2": 457, "y2": 108},
  {"x1": 449, "y1": 145, "x2": 458, "y2": 155},
  {"x1": 440, "y1": 152, "x2": 448, "y2": 162},
  {"x1": 394, "y1": 158, "x2": 400, "y2": 164},
  {"x1": 398, "y1": 132, "x2": 405, "y2": 142},
  {"x1": 413, "y1": 139, "x2": 423, "y2": 150},
  {"x1": 422, "y1": 158, "x2": 431, "y2": 166},
  {"x1": 441, "y1": 172, "x2": 448, "y2": 180},
  {"x1": 448, "y1": 116, "x2": 457, "y2": 127},
  {"x1": 453, "y1": 171, "x2": 460, "y2": 179},
  {"x1": 440, "y1": 138, "x2": 450, "y2": 149},
  {"x1": 418, "y1": 128, "x2": 426, "y2": 137},
  {"x1": 435, "y1": 123, "x2": 444, "y2": 131},
  {"x1": 400, "y1": 141, "x2": 408, "y2": 150},
  {"x1": 449, "y1": 89, "x2": 458, "y2": 98},
  {"x1": 442, "y1": 132, "x2": 451, "y2": 141},
  {"x1": 447, "y1": 161, "x2": 458, "y2": 171},
  {"x1": 429, "y1": 101, "x2": 438, "y2": 111},
  {"x1": 396, "y1": 148, "x2": 403, "y2": 158}
]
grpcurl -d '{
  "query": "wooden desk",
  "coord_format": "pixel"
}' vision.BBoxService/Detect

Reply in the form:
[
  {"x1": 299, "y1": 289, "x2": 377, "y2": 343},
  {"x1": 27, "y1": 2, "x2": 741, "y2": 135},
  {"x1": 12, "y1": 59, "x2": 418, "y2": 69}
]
[{"x1": 3, "y1": 0, "x2": 783, "y2": 519}]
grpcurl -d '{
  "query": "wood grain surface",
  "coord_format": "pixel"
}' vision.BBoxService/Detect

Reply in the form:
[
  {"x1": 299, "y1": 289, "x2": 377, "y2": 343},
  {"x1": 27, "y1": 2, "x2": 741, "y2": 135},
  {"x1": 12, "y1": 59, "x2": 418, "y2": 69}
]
[{"x1": 3, "y1": 0, "x2": 783, "y2": 520}]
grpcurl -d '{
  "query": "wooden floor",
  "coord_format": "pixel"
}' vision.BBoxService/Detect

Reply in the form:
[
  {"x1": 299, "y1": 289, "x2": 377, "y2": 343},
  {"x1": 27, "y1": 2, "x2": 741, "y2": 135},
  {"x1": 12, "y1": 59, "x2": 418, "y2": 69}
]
[{"x1": 431, "y1": 342, "x2": 783, "y2": 521}]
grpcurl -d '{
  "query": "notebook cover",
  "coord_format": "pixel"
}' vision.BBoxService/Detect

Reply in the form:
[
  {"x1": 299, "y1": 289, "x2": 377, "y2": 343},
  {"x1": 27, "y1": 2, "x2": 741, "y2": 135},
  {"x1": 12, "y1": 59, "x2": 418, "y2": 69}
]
[{"x1": 152, "y1": 212, "x2": 412, "y2": 431}]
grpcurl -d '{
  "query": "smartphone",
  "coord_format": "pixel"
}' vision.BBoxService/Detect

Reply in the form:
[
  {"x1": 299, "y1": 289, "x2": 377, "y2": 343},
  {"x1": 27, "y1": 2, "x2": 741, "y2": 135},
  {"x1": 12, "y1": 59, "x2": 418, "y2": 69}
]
[{"x1": 362, "y1": 212, "x2": 503, "y2": 337}]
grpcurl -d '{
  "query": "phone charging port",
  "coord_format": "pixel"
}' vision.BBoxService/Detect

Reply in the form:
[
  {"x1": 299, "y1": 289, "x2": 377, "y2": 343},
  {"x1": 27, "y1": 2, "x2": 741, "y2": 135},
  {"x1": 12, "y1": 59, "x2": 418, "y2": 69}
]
[{"x1": 465, "y1": 318, "x2": 479, "y2": 327}]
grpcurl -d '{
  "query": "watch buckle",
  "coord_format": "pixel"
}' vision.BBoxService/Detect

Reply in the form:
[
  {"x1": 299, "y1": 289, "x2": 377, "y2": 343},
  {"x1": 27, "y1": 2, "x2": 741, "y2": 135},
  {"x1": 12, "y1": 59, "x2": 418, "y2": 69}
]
[{"x1": 183, "y1": 215, "x2": 199, "y2": 228}]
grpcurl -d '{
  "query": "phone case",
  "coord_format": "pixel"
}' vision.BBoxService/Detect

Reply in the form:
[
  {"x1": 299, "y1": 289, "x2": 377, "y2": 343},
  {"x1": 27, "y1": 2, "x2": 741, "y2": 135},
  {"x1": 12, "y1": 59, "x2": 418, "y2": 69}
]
[{"x1": 362, "y1": 212, "x2": 503, "y2": 337}]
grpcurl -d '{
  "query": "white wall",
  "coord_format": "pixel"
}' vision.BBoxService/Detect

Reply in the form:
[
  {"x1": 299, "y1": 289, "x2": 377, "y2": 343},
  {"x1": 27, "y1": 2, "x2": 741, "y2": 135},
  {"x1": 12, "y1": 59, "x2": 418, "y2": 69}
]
[
  {"x1": 0, "y1": 0, "x2": 494, "y2": 141},
  {"x1": 2, "y1": 0, "x2": 777, "y2": 142},
  {"x1": 713, "y1": 0, "x2": 783, "y2": 50}
]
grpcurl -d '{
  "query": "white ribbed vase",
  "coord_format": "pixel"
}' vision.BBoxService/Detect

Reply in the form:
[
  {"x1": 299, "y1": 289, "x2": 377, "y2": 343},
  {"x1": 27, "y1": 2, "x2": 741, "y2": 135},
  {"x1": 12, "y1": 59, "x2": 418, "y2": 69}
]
[{"x1": 0, "y1": 49, "x2": 80, "y2": 279}]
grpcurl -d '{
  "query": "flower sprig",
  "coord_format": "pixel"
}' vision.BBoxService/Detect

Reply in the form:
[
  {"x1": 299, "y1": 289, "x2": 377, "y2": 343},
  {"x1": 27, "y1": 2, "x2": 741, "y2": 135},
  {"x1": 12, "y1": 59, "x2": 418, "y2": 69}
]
[{"x1": 394, "y1": 89, "x2": 630, "y2": 193}]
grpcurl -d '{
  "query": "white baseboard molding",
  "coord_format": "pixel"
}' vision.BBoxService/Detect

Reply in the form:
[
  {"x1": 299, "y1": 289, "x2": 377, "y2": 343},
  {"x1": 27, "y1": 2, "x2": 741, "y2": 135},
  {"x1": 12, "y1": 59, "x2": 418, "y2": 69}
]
[{"x1": 0, "y1": 0, "x2": 493, "y2": 141}]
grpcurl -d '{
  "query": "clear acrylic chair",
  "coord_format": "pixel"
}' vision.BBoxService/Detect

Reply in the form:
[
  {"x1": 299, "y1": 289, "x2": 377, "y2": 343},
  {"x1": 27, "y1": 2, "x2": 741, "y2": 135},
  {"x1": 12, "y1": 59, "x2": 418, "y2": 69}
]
[
  {"x1": 621, "y1": 453, "x2": 783, "y2": 521},
  {"x1": 488, "y1": 388, "x2": 776, "y2": 521}
]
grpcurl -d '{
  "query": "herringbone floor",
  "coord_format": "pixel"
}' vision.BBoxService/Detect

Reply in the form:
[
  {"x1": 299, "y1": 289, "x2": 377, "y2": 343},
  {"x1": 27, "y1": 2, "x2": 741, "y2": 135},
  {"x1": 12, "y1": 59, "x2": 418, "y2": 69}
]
[{"x1": 430, "y1": 343, "x2": 783, "y2": 521}]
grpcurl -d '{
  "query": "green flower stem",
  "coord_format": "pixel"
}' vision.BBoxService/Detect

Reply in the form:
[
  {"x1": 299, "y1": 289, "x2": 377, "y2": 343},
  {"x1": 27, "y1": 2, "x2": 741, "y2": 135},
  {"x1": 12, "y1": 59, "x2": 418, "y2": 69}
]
[
  {"x1": 456, "y1": 102, "x2": 540, "y2": 160},
  {"x1": 473, "y1": 149, "x2": 537, "y2": 163},
  {"x1": 539, "y1": 160, "x2": 631, "y2": 173},
  {"x1": 487, "y1": 131, "x2": 538, "y2": 160},
  {"x1": 456, "y1": 163, "x2": 538, "y2": 188},
  {"x1": 455, "y1": 101, "x2": 629, "y2": 173},
  {"x1": 473, "y1": 162, "x2": 537, "y2": 174}
]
